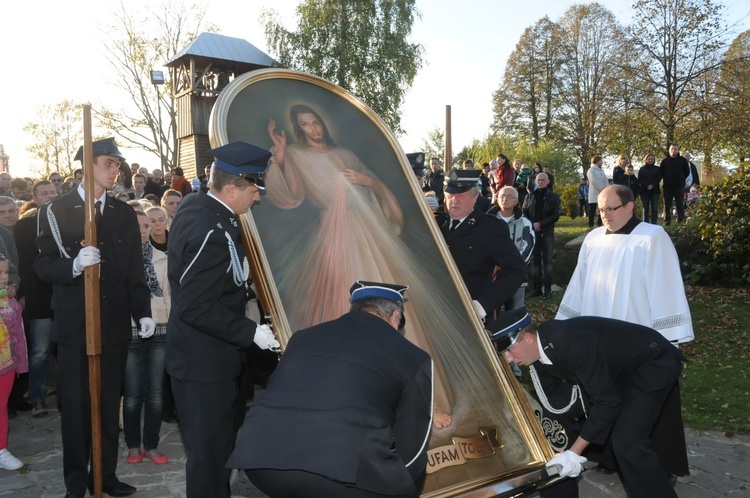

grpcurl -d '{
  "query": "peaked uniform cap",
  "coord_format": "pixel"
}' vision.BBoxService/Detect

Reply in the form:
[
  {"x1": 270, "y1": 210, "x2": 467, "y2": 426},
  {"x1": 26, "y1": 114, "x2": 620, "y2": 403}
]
[
  {"x1": 349, "y1": 280, "x2": 409, "y2": 304},
  {"x1": 407, "y1": 152, "x2": 426, "y2": 177},
  {"x1": 487, "y1": 307, "x2": 532, "y2": 351},
  {"x1": 444, "y1": 168, "x2": 481, "y2": 193},
  {"x1": 74, "y1": 137, "x2": 126, "y2": 162},
  {"x1": 207, "y1": 141, "x2": 272, "y2": 190}
]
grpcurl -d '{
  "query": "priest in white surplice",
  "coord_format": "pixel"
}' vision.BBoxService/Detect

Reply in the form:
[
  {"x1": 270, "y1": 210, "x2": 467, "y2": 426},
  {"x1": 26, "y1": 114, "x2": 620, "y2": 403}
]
[
  {"x1": 557, "y1": 185, "x2": 693, "y2": 344},
  {"x1": 556, "y1": 184, "x2": 693, "y2": 479}
]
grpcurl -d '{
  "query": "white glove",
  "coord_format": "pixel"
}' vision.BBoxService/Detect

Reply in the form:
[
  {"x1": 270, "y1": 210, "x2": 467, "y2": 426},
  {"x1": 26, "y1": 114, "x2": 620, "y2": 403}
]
[
  {"x1": 73, "y1": 246, "x2": 101, "y2": 272},
  {"x1": 253, "y1": 324, "x2": 280, "y2": 351},
  {"x1": 138, "y1": 317, "x2": 156, "y2": 338},
  {"x1": 546, "y1": 450, "x2": 587, "y2": 478},
  {"x1": 472, "y1": 300, "x2": 487, "y2": 320}
]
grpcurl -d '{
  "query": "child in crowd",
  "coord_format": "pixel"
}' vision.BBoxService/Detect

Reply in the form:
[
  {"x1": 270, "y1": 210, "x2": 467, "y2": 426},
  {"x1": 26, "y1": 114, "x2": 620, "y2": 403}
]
[{"x1": 0, "y1": 255, "x2": 27, "y2": 470}]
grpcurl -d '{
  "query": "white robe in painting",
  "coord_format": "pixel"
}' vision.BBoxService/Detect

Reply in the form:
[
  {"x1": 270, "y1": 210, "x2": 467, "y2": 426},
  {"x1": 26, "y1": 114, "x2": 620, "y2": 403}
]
[{"x1": 556, "y1": 222, "x2": 694, "y2": 344}]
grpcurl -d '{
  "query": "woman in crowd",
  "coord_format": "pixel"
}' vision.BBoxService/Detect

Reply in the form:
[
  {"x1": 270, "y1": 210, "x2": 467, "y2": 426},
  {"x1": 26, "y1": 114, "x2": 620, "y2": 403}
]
[
  {"x1": 490, "y1": 154, "x2": 515, "y2": 204},
  {"x1": 638, "y1": 153, "x2": 662, "y2": 224},
  {"x1": 613, "y1": 154, "x2": 629, "y2": 185},
  {"x1": 160, "y1": 189, "x2": 182, "y2": 229},
  {"x1": 123, "y1": 208, "x2": 170, "y2": 465}
]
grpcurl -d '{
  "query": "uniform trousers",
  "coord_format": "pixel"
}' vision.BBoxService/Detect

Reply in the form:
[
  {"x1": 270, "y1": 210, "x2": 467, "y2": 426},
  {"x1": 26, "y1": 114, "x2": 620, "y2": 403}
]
[
  {"x1": 245, "y1": 469, "x2": 419, "y2": 498},
  {"x1": 172, "y1": 377, "x2": 238, "y2": 498},
  {"x1": 56, "y1": 342, "x2": 128, "y2": 494}
]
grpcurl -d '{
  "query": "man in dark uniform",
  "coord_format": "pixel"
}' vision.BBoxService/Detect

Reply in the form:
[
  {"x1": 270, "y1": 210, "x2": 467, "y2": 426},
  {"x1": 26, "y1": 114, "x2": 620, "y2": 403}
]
[
  {"x1": 166, "y1": 141, "x2": 280, "y2": 498},
  {"x1": 438, "y1": 169, "x2": 526, "y2": 321},
  {"x1": 407, "y1": 152, "x2": 426, "y2": 188},
  {"x1": 492, "y1": 308, "x2": 685, "y2": 498},
  {"x1": 35, "y1": 138, "x2": 154, "y2": 498},
  {"x1": 228, "y1": 280, "x2": 433, "y2": 498}
]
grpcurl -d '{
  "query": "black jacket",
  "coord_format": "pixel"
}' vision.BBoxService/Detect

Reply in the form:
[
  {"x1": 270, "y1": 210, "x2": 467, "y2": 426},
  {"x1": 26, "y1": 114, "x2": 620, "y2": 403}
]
[
  {"x1": 438, "y1": 208, "x2": 526, "y2": 313},
  {"x1": 34, "y1": 190, "x2": 151, "y2": 345},
  {"x1": 423, "y1": 170, "x2": 445, "y2": 204},
  {"x1": 659, "y1": 155, "x2": 690, "y2": 189},
  {"x1": 16, "y1": 211, "x2": 52, "y2": 319},
  {"x1": 166, "y1": 191, "x2": 257, "y2": 382},
  {"x1": 227, "y1": 311, "x2": 432, "y2": 496},
  {"x1": 533, "y1": 317, "x2": 685, "y2": 445},
  {"x1": 522, "y1": 188, "x2": 561, "y2": 236},
  {"x1": 617, "y1": 174, "x2": 640, "y2": 197},
  {"x1": 637, "y1": 164, "x2": 662, "y2": 195}
]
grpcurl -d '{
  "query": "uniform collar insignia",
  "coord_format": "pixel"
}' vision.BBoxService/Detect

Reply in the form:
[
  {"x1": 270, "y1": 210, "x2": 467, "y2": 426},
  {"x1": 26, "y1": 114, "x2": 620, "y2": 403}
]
[
  {"x1": 229, "y1": 217, "x2": 238, "y2": 228},
  {"x1": 467, "y1": 216, "x2": 477, "y2": 226},
  {"x1": 216, "y1": 222, "x2": 223, "y2": 229}
]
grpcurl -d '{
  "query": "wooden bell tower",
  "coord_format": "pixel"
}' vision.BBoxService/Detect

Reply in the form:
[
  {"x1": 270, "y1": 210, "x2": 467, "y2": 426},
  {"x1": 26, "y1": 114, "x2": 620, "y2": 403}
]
[{"x1": 166, "y1": 32, "x2": 275, "y2": 178}]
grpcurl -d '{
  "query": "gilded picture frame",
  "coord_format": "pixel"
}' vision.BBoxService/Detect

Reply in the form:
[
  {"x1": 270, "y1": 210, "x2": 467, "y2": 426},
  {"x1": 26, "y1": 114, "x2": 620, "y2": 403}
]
[{"x1": 209, "y1": 68, "x2": 556, "y2": 497}]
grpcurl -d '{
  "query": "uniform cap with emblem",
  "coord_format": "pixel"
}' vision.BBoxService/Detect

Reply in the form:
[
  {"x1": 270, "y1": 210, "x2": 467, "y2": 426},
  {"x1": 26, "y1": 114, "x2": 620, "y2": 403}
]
[
  {"x1": 406, "y1": 152, "x2": 425, "y2": 178},
  {"x1": 207, "y1": 141, "x2": 272, "y2": 192},
  {"x1": 349, "y1": 280, "x2": 409, "y2": 304},
  {"x1": 487, "y1": 307, "x2": 532, "y2": 351},
  {"x1": 74, "y1": 137, "x2": 126, "y2": 162},
  {"x1": 444, "y1": 168, "x2": 481, "y2": 193}
]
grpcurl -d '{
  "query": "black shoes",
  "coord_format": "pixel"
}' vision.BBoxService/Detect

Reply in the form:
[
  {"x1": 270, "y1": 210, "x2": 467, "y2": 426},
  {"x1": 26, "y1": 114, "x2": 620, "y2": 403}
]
[
  {"x1": 595, "y1": 463, "x2": 616, "y2": 474},
  {"x1": 87, "y1": 480, "x2": 137, "y2": 497}
]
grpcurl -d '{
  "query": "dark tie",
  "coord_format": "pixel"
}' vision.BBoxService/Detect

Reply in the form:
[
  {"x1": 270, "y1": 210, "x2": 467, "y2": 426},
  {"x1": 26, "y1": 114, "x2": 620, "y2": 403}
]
[
  {"x1": 450, "y1": 219, "x2": 459, "y2": 231},
  {"x1": 95, "y1": 200, "x2": 102, "y2": 226}
]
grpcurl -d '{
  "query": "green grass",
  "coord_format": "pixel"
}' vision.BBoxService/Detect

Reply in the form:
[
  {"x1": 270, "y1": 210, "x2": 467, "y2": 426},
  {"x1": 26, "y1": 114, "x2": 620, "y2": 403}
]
[
  {"x1": 680, "y1": 287, "x2": 750, "y2": 434},
  {"x1": 524, "y1": 214, "x2": 750, "y2": 434}
]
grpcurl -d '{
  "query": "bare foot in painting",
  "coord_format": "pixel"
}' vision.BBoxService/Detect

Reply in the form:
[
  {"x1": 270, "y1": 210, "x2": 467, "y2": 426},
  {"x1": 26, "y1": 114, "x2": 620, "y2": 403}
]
[{"x1": 433, "y1": 407, "x2": 453, "y2": 429}]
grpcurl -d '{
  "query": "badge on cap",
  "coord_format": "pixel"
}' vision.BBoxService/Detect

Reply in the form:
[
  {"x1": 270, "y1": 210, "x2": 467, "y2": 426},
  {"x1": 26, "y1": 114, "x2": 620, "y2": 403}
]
[
  {"x1": 74, "y1": 137, "x2": 126, "y2": 162},
  {"x1": 207, "y1": 141, "x2": 272, "y2": 190},
  {"x1": 349, "y1": 280, "x2": 409, "y2": 304},
  {"x1": 487, "y1": 307, "x2": 532, "y2": 351},
  {"x1": 406, "y1": 152, "x2": 426, "y2": 177},
  {"x1": 444, "y1": 169, "x2": 481, "y2": 193}
]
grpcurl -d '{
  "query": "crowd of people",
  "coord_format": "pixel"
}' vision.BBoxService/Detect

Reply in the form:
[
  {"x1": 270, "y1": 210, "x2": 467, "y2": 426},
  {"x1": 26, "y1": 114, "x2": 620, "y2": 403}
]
[{"x1": 0, "y1": 137, "x2": 698, "y2": 498}]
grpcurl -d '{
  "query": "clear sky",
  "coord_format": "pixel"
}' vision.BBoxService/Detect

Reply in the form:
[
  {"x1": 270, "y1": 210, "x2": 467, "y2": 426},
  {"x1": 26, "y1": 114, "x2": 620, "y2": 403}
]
[{"x1": 1, "y1": 0, "x2": 748, "y2": 177}]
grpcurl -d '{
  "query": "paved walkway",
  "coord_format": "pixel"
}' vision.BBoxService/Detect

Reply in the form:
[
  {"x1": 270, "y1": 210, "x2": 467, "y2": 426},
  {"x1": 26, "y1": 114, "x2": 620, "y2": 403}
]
[{"x1": 2, "y1": 401, "x2": 748, "y2": 497}]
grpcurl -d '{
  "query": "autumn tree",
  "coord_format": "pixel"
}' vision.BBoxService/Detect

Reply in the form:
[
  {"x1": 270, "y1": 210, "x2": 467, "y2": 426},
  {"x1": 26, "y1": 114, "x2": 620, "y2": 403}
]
[
  {"x1": 262, "y1": 0, "x2": 423, "y2": 134},
  {"x1": 492, "y1": 16, "x2": 562, "y2": 145},
  {"x1": 99, "y1": 1, "x2": 216, "y2": 170},
  {"x1": 22, "y1": 100, "x2": 83, "y2": 178},
  {"x1": 555, "y1": 3, "x2": 625, "y2": 172},
  {"x1": 626, "y1": 0, "x2": 728, "y2": 154},
  {"x1": 716, "y1": 30, "x2": 750, "y2": 163},
  {"x1": 418, "y1": 128, "x2": 446, "y2": 165}
]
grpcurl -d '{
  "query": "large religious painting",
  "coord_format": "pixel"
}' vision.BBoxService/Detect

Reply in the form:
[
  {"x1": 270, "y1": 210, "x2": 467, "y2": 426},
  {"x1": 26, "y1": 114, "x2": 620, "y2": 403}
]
[{"x1": 209, "y1": 69, "x2": 555, "y2": 496}]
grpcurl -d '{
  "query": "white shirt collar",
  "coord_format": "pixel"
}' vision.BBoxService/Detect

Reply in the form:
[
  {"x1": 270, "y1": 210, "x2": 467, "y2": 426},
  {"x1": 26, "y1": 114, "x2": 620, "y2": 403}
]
[
  {"x1": 537, "y1": 332, "x2": 553, "y2": 365},
  {"x1": 76, "y1": 185, "x2": 108, "y2": 211},
  {"x1": 207, "y1": 191, "x2": 235, "y2": 215}
]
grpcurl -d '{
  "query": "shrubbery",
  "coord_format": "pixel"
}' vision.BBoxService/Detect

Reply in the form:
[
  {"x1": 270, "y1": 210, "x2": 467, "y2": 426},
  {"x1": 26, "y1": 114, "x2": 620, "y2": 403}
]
[
  {"x1": 559, "y1": 184, "x2": 580, "y2": 219},
  {"x1": 674, "y1": 164, "x2": 750, "y2": 286}
]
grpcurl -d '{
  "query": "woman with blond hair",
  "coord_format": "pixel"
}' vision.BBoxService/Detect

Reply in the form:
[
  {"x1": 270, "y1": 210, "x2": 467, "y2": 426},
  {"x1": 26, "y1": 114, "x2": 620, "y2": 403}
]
[{"x1": 613, "y1": 154, "x2": 629, "y2": 185}]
